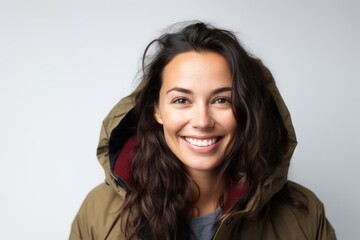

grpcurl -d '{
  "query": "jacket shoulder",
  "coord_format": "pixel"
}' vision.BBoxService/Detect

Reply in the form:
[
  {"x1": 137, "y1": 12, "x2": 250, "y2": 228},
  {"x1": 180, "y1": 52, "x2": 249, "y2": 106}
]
[
  {"x1": 70, "y1": 183, "x2": 126, "y2": 240},
  {"x1": 278, "y1": 181, "x2": 336, "y2": 239}
]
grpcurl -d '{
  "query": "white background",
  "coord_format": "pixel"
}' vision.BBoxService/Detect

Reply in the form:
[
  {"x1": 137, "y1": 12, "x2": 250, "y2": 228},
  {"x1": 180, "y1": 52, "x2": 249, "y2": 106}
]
[{"x1": 0, "y1": 0, "x2": 359, "y2": 239}]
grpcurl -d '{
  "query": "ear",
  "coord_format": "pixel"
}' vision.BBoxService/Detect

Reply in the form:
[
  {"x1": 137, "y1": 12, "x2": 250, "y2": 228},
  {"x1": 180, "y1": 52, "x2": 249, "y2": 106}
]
[{"x1": 154, "y1": 105, "x2": 163, "y2": 124}]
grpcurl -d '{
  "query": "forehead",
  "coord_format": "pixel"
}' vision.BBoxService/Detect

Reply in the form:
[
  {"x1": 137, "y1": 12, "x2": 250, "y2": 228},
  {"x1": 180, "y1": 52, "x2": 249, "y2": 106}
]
[{"x1": 162, "y1": 51, "x2": 232, "y2": 90}]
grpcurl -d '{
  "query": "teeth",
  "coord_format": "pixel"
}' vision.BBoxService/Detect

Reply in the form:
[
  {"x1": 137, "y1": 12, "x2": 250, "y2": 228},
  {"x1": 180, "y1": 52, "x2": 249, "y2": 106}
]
[{"x1": 185, "y1": 137, "x2": 217, "y2": 147}]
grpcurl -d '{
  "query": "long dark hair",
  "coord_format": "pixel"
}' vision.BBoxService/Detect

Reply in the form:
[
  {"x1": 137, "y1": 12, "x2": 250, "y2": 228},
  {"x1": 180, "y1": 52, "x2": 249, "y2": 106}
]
[{"x1": 120, "y1": 22, "x2": 290, "y2": 239}]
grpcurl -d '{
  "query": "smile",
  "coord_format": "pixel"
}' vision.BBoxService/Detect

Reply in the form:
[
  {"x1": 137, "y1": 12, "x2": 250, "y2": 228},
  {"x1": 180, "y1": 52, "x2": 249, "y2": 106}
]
[{"x1": 184, "y1": 137, "x2": 218, "y2": 147}]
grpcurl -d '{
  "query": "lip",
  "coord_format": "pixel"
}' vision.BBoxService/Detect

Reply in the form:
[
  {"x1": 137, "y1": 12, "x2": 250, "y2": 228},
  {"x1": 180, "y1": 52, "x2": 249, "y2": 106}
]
[{"x1": 181, "y1": 136, "x2": 222, "y2": 153}]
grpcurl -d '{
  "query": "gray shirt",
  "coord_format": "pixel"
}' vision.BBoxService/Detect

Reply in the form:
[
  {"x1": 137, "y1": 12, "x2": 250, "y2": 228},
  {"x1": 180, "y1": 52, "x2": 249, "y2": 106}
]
[{"x1": 189, "y1": 208, "x2": 222, "y2": 240}]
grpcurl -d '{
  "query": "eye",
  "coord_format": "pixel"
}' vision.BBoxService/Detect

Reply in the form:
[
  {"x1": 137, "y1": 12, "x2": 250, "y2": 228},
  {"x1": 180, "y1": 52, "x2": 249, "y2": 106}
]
[
  {"x1": 213, "y1": 97, "x2": 231, "y2": 104},
  {"x1": 172, "y1": 98, "x2": 190, "y2": 104}
]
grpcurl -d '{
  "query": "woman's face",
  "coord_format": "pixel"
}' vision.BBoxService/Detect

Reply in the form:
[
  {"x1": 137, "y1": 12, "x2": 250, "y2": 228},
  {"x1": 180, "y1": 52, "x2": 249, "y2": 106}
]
[{"x1": 154, "y1": 51, "x2": 237, "y2": 177}]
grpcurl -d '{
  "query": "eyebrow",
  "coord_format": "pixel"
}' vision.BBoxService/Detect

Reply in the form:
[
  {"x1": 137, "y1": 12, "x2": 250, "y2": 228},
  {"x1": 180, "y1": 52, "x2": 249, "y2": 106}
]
[{"x1": 166, "y1": 87, "x2": 232, "y2": 95}]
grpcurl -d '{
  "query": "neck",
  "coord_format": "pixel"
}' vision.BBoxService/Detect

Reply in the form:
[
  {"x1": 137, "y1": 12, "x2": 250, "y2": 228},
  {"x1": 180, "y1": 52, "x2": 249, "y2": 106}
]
[{"x1": 189, "y1": 169, "x2": 225, "y2": 217}]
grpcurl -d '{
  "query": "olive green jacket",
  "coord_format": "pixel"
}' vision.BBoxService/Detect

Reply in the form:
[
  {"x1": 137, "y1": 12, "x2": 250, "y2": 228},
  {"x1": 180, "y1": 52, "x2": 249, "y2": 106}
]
[{"x1": 70, "y1": 65, "x2": 336, "y2": 240}]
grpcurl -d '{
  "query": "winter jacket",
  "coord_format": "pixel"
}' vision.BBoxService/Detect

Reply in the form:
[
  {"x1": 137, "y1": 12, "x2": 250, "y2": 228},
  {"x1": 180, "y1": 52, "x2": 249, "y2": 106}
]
[{"x1": 70, "y1": 63, "x2": 336, "y2": 240}]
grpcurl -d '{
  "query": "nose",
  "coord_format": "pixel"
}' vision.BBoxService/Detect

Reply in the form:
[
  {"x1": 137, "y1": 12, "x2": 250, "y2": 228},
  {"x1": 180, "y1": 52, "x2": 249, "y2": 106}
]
[{"x1": 190, "y1": 104, "x2": 214, "y2": 129}]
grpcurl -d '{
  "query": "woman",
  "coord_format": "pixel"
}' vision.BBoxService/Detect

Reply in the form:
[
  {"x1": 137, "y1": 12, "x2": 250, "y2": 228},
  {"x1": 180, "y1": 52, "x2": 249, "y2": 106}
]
[{"x1": 70, "y1": 22, "x2": 336, "y2": 239}]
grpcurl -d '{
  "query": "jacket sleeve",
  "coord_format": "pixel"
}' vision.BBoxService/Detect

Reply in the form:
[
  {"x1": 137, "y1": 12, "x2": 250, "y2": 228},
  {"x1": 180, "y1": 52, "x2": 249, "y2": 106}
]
[
  {"x1": 316, "y1": 203, "x2": 336, "y2": 240},
  {"x1": 69, "y1": 184, "x2": 109, "y2": 240},
  {"x1": 69, "y1": 193, "x2": 93, "y2": 240},
  {"x1": 69, "y1": 183, "x2": 127, "y2": 240},
  {"x1": 287, "y1": 181, "x2": 337, "y2": 240}
]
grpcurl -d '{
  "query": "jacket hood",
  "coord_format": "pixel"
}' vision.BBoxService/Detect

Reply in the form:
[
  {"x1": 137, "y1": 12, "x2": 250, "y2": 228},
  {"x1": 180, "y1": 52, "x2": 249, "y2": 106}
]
[
  {"x1": 95, "y1": 86, "x2": 140, "y2": 198},
  {"x1": 247, "y1": 64, "x2": 297, "y2": 214},
  {"x1": 96, "y1": 60, "x2": 297, "y2": 214}
]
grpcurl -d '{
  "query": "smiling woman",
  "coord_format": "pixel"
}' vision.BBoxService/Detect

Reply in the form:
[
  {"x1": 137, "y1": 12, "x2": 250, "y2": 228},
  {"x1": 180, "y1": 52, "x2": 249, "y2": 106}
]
[
  {"x1": 154, "y1": 52, "x2": 237, "y2": 219},
  {"x1": 70, "y1": 22, "x2": 336, "y2": 240},
  {"x1": 154, "y1": 51, "x2": 237, "y2": 179}
]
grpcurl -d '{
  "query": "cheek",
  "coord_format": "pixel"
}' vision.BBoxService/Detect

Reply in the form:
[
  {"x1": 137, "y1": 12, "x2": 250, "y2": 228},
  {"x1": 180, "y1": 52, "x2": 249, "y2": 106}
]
[
  {"x1": 162, "y1": 123, "x2": 181, "y2": 154},
  {"x1": 221, "y1": 113, "x2": 238, "y2": 135},
  {"x1": 162, "y1": 117, "x2": 184, "y2": 136},
  {"x1": 161, "y1": 113, "x2": 190, "y2": 148},
  {"x1": 160, "y1": 107, "x2": 189, "y2": 129}
]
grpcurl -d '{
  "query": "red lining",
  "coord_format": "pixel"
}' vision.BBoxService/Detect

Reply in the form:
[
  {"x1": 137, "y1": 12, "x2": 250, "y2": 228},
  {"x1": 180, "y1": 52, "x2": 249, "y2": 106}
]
[
  {"x1": 223, "y1": 180, "x2": 250, "y2": 213},
  {"x1": 113, "y1": 136, "x2": 137, "y2": 186}
]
